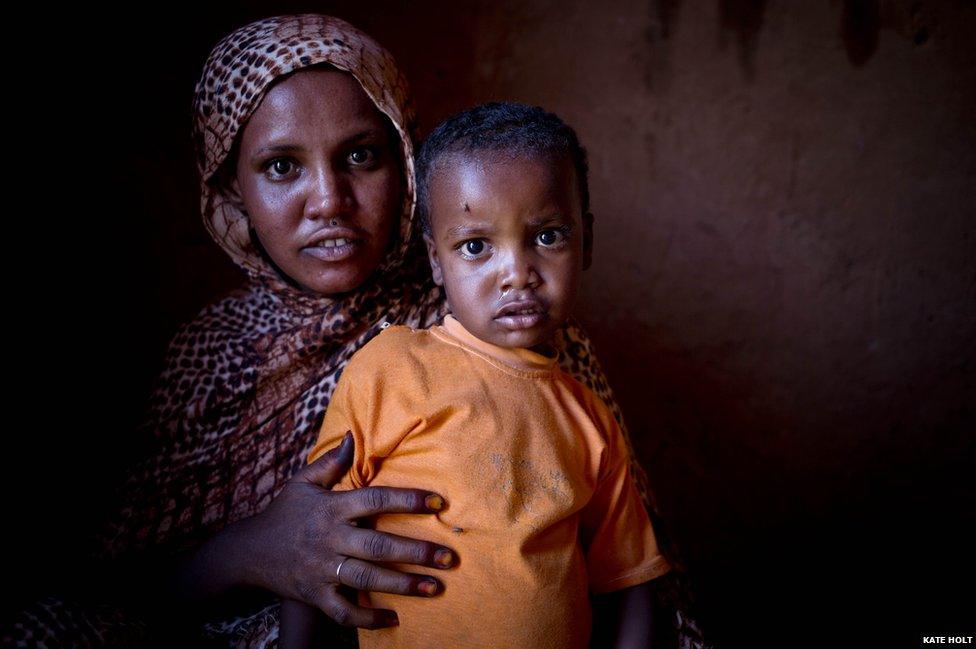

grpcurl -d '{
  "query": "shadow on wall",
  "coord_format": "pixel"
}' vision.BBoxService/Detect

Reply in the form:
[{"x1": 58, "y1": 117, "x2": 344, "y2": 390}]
[
  {"x1": 841, "y1": 0, "x2": 936, "y2": 65},
  {"x1": 600, "y1": 314, "x2": 974, "y2": 646},
  {"x1": 718, "y1": 0, "x2": 768, "y2": 78},
  {"x1": 650, "y1": 0, "x2": 937, "y2": 79}
]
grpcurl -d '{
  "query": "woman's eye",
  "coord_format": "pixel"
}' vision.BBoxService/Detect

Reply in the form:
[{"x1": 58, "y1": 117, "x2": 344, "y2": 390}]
[
  {"x1": 348, "y1": 147, "x2": 375, "y2": 166},
  {"x1": 536, "y1": 229, "x2": 564, "y2": 247},
  {"x1": 460, "y1": 239, "x2": 488, "y2": 257},
  {"x1": 265, "y1": 158, "x2": 296, "y2": 178}
]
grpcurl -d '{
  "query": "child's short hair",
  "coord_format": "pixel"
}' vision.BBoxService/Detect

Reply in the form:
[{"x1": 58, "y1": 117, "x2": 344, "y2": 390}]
[{"x1": 416, "y1": 102, "x2": 590, "y2": 235}]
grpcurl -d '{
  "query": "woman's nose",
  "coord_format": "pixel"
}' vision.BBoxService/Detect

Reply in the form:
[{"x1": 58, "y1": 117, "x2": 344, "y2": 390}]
[
  {"x1": 499, "y1": 250, "x2": 541, "y2": 292},
  {"x1": 303, "y1": 167, "x2": 351, "y2": 221}
]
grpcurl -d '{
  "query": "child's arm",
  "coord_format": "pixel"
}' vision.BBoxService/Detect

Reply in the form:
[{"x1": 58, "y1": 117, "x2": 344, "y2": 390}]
[
  {"x1": 279, "y1": 598, "x2": 326, "y2": 649},
  {"x1": 581, "y1": 390, "x2": 674, "y2": 648},
  {"x1": 591, "y1": 582, "x2": 655, "y2": 648}
]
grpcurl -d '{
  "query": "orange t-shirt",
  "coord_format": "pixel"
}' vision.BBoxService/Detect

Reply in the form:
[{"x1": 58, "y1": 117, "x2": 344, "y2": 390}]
[{"x1": 307, "y1": 316, "x2": 670, "y2": 648}]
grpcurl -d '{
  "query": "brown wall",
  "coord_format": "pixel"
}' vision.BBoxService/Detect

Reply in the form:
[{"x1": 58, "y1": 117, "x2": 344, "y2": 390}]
[{"x1": 11, "y1": 1, "x2": 973, "y2": 645}]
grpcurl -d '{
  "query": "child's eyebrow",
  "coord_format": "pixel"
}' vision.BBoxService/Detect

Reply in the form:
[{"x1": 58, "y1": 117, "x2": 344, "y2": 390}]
[
  {"x1": 524, "y1": 213, "x2": 572, "y2": 228},
  {"x1": 447, "y1": 223, "x2": 494, "y2": 237}
]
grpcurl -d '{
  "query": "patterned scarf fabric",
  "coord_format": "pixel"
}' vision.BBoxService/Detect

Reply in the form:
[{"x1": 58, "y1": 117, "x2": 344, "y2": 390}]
[{"x1": 4, "y1": 14, "x2": 708, "y2": 649}]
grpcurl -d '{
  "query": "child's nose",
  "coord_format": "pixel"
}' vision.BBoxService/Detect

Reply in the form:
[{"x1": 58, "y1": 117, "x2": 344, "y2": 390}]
[{"x1": 499, "y1": 250, "x2": 541, "y2": 292}]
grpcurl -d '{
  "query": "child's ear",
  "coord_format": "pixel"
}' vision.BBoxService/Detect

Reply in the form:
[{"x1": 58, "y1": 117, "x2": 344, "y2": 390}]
[
  {"x1": 582, "y1": 212, "x2": 594, "y2": 271},
  {"x1": 424, "y1": 234, "x2": 445, "y2": 286}
]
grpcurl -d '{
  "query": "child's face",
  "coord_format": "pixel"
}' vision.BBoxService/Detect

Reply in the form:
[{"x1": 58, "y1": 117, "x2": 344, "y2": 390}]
[{"x1": 425, "y1": 151, "x2": 592, "y2": 349}]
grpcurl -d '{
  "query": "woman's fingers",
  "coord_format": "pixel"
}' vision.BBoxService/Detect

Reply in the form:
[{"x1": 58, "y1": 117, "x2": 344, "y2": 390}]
[
  {"x1": 334, "y1": 527, "x2": 455, "y2": 571},
  {"x1": 333, "y1": 557, "x2": 443, "y2": 597},
  {"x1": 299, "y1": 432, "x2": 354, "y2": 489},
  {"x1": 315, "y1": 587, "x2": 400, "y2": 630},
  {"x1": 338, "y1": 485, "x2": 445, "y2": 519}
]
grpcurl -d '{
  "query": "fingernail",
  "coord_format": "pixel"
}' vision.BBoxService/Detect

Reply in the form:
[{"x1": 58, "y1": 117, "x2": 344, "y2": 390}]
[
  {"x1": 434, "y1": 549, "x2": 454, "y2": 568},
  {"x1": 425, "y1": 494, "x2": 444, "y2": 511},
  {"x1": 384, "y1": 612, "x2": 400, "y2": 626},
  {"x1": 418, "y1": 579, "x2": 439, "y2": 596}
]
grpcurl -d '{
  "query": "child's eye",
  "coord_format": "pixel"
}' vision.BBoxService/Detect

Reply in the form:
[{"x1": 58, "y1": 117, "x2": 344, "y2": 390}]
[
  {"x1": 264, "y1": 157, "x2": 298, "y2": 180},
  {"x1": 458, "y1": 239, "x2": 489, "y2": 259},
  {"x1": 535, "y1": 229, "x2": 566, "y2": 247}
]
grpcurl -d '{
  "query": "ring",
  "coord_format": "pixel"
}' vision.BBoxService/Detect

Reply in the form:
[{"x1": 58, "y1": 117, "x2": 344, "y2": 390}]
[{"x1": 335, "y1": 556, "x2": 351, "y2": 582}]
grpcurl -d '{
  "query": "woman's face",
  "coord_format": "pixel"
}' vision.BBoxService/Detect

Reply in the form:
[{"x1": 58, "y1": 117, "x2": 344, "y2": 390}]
[{"x1": 234, "y1": 68, "x2": 401, "y2": 295}]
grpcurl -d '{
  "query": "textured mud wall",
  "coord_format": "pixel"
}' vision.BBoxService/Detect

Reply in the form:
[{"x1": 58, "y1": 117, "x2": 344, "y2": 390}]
[{"x1": 11, "y1": 2, "x2": 973, "y2": 645}]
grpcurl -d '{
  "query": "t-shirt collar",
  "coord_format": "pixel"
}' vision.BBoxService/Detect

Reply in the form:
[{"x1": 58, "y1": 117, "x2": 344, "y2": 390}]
[{"x1": 439, "y1": 315, "x2": 558, "y2": 374}]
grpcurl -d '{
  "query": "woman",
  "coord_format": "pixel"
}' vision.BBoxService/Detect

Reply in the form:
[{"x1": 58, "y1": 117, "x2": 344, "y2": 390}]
[{"x1": 10, "y1": 14, "x2": 706, "y2": 648}]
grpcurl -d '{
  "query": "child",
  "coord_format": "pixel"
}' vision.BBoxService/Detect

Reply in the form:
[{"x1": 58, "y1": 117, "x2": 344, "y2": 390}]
[{"x1": 286, "y1": 102, "x2": 671, "y2": 648}]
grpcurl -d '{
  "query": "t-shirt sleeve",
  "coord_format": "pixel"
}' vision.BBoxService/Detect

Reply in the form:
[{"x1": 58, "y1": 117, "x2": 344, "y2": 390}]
[
  {"x1": 580, "y1": 405, "x2": 672, "y2": 594},
  {"x1": 306, "y1": 361, "x2": 363, "y2": 492}
]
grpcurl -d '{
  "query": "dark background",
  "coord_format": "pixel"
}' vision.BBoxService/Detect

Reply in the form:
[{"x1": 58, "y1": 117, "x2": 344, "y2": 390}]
[{"x1": 9, "y1": 1, "x2": 974, "y2": 647}]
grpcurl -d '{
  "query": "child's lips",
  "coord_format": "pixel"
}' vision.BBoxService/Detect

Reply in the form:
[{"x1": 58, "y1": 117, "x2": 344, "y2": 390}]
[
  {"x1": 496, "y1": 312, "x2": 546, "y2": 330},
  {"x1": 494, "y1": 299, "x2": 548, "y2": 330}
]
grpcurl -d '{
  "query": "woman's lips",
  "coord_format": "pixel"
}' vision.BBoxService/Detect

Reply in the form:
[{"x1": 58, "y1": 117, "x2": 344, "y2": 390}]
[{"x1": 301, "y1": 237, "x2": 360, "y2": 262}]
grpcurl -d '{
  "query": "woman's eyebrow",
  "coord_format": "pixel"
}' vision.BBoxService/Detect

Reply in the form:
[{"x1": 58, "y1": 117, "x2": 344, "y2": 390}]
[
  {"x1": 254, "y1": 143, "x2": 305, "y2": 157},
  {"x1": 253, "y1": 128, "x2": 386, "y2": 158},
  {"x1": 342, "y1": 128, "x2": 386, "y2": 145}
]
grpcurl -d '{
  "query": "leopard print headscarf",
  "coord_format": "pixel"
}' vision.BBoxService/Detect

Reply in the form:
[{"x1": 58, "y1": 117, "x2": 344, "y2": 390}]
[{"x1": 3, "y1": 15, "x2": 708, "y2": 649}]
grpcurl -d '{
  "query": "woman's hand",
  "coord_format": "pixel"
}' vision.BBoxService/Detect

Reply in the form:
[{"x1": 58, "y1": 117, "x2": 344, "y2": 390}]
[{"x1": 179, "y1": 433, "x2": 455, "y2": 629}]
